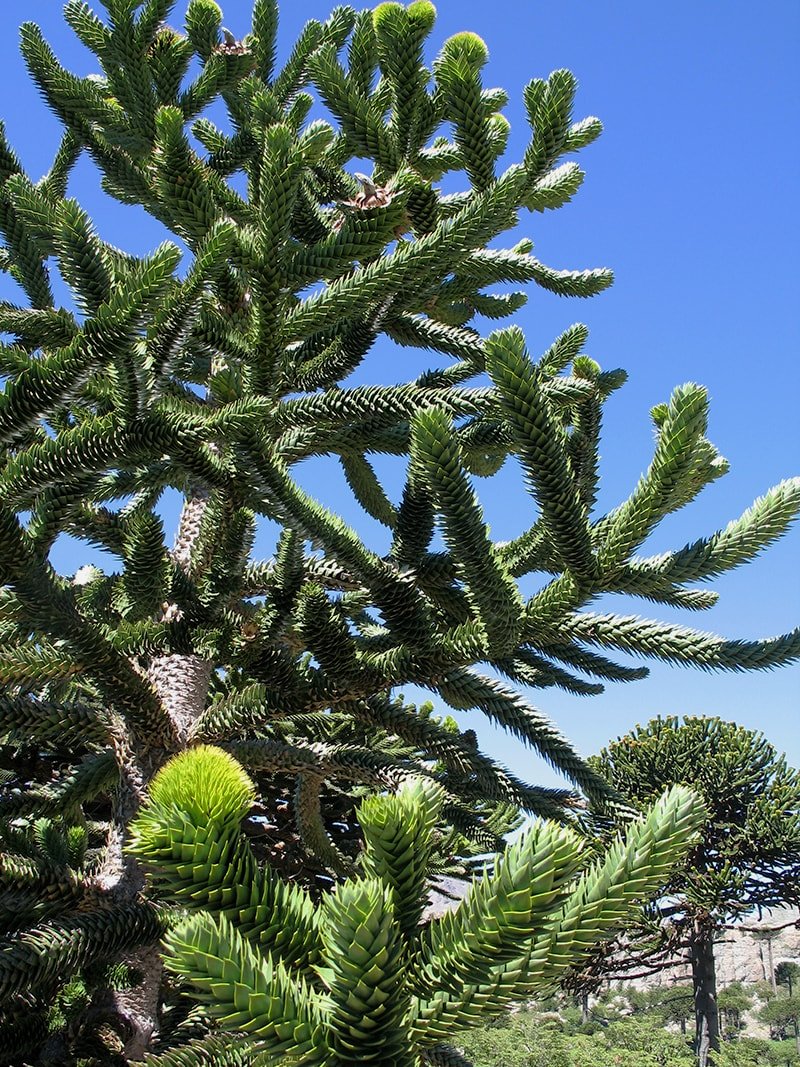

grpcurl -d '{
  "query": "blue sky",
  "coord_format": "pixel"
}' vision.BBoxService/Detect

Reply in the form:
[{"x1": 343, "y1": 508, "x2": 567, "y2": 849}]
[{"x1": 0, "y1": 2, "x2": 797, "y2": 786}]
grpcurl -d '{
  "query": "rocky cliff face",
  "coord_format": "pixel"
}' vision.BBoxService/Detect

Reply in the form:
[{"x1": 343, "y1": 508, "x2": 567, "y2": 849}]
[
  {"x1": 610, "y1": 907, "x2": 800, "y2": 1040},
  {"x1": 716, "y1": 907, "x2": 800, "y2": 988},
  {"x1": 626, "y1": 907, "x2": 800, "y2": 990}
]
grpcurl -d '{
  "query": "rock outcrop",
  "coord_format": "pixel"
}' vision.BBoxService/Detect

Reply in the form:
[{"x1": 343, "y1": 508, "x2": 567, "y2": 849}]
[{"x1": 627, "y1": 907, "x2": 800, "y2": 991}]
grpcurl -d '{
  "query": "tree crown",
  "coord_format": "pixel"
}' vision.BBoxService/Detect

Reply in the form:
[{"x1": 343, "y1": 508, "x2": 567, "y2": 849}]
[{"x1": 591, "y1": 716, "x2": 800, "y2": 920}]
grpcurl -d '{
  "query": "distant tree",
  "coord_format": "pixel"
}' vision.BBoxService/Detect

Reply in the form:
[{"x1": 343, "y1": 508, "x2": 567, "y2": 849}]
[
  {"x1": 752, "y1": 928, "x2": 781, "y2": 993},
  {"x1": 584, "y1": 717, "x2": 800, "y2": 1067},
  {"x1": 777, "y1": 964, "x2": 800, "y2": 999},
  {"x1": 627, "y1": 983, "x2": 695, "y2": 1036},
  {"x1": 454, "y1": 1014, "x2": 572, "y2": 1067},
  {"x1": 718, "y1": 982, "x2": 754, "y2": 1040},
  {"x1": 760, "y1": 995, "x2": 800, "y2": 1058}
]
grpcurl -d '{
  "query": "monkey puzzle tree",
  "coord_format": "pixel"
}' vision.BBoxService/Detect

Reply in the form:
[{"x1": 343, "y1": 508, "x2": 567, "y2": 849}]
[
  {"x1": 777, "y1": 965, "x2": 800, "y2": 1000},
  {"x1": 760, "y1": 993, "x2": 800, "y2": 1059},
  {"x1": 0, "y1": 0, "x2": 798, "y2": 1062},
  {"x1": 587, "y1": 718, "x2": 800, "y2": 1067}
]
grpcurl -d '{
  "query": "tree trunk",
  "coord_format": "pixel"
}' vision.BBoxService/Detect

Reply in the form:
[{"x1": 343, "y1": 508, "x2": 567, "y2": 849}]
[
  {"x1": 766, "y1": 934, "x2": 776, "y2": 994},
  {"x1": 691, "y1": 921, "x2": 720, "y2": 1067},
  {"x1": 90, "y1": 490, "x2": 213, "y2": 1059},
  {"x1": 93, "y1": 733, "x2": 164, "y2": 1059},
  {"x1": 756, "y1": 930, "x2": 778, "y2": 991}
]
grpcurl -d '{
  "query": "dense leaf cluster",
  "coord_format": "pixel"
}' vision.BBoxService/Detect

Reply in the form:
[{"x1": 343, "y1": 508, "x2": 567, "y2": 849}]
[{"x1": 127, "y1": 745, "x2": 704, "y2": 1065}]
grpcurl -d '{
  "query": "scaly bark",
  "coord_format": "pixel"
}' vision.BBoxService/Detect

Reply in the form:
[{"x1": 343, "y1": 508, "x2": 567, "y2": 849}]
[{"x1": 94, "y1": 489, "x2": 213, "y2": 1059}]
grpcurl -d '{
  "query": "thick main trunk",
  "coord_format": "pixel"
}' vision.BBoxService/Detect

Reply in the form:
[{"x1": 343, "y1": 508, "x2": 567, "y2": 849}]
[
  {"x1": 92, "y1": 732, "x2": 164, "y2": 1058},
  {"x1": 691, "y1": 921, "x2": 720, "y2": 1067},
  {"x1": 765, "y1": 933, "x2": 776, "y2": 993},
  {"x1": 91, "y1": 491, "x2": 213, "y2": 1059}
]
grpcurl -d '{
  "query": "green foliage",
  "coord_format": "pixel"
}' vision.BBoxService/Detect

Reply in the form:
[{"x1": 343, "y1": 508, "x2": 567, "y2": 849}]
[
  {"x1": 456, "y1": 987, "x2": 800, "y2": 1067},
  {"x1": 625, "y1": 983, "x2": 694, "y2": 1030},
  {"x1": 717, "y1": 1039, "x2": 800, "y2": 1067},
  {"x1": 760, "y1": 992, "x2": 800, "y2": 1043},
  {"x1": 129, "y1": 745, "x2": 705, "y2": 1066},
  {"x1": 457, "y1": 1010, "x2": 695, "y2": 1067},
  {"x1": 719, "y1": 982, "x2": 755, "y2": 1038},
  {"x1": 0, "y1": 903, "x2": 164, "y2": 1000},
  {"x1": 777, "y1": 964, "x2": 800, "y2": 997}
]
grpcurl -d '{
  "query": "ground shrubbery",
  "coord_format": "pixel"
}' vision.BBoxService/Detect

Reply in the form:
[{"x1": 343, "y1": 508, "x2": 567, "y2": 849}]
[
  {"x1": 456, "y1": 987, "x2": 800, "y2": 1067},
  {"x1": 457, "y1": 1012, "x2": 693, "y2": 1067}
]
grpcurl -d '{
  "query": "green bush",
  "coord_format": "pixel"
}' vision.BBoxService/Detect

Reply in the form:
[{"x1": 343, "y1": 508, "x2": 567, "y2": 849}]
[
  {"x1": 716, "y1": 1036, "x2": 800, "y2": 1066},
  {"x1": 457, "y1": 1012, "x2": 695, "y2": 1067}
]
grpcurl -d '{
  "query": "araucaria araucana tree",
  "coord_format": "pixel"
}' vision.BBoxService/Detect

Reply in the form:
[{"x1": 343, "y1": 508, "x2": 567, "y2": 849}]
[
  {"x1": 586, "y1": 717, "x2": 800, "y2": 1067},
  {"x1": 0, "y1": 0, "x2": 797, "y2": 1062}
]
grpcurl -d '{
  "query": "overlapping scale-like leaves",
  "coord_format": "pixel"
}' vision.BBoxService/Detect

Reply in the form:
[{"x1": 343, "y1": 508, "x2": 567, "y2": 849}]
[
  {"x1": 128, "y1": 746, "x2": 320, "y2": 971},
  {"x1": 129, "y1": 746, "x2": 705, "y2": 1064}
]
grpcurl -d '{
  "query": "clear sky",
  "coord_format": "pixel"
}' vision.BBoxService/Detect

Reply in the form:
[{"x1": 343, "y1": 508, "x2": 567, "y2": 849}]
[{"x1": 0, "y1": 2, "x2": 797, "y2": 787}]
